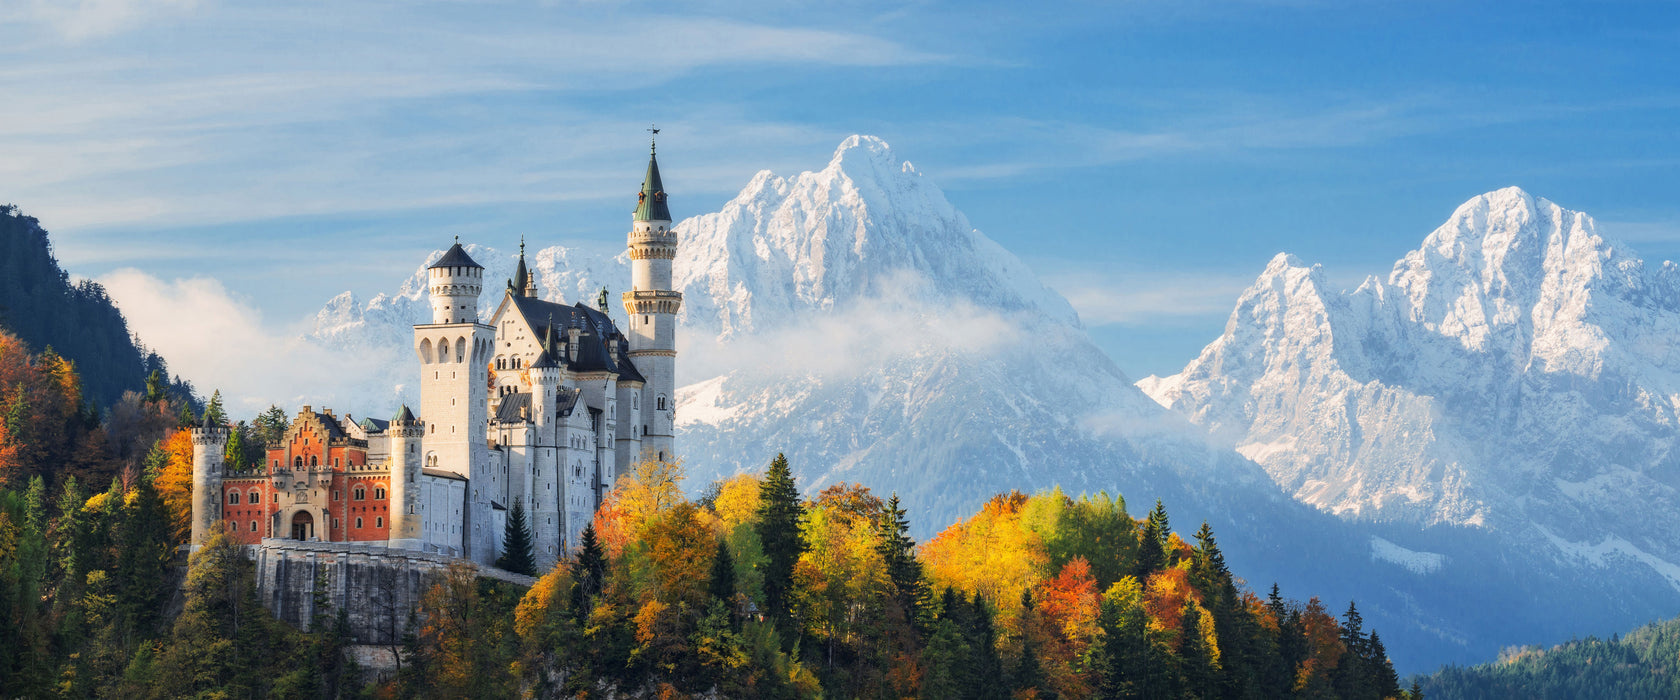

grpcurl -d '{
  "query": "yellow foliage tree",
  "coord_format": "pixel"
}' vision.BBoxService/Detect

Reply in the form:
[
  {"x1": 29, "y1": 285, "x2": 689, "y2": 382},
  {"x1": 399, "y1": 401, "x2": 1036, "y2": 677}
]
[
  {"x1": 613, "y1": 457, "x2": 687, "y2": 536},
  {"x1": 922, "y1": 492, "x2": 1047, "y2": 630},
  {"x1": 152, "y1": 428, "x2": 196, "y2": 543},
  {"x1": 711, "y1": 473, "x2": 762, "y2": 529}
]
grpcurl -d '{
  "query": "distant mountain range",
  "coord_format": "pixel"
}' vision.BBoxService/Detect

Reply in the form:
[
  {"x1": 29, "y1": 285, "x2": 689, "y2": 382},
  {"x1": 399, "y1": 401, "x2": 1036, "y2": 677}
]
[{"x1": 307, "y1": 139, "x2": 1680, "y2": 673}]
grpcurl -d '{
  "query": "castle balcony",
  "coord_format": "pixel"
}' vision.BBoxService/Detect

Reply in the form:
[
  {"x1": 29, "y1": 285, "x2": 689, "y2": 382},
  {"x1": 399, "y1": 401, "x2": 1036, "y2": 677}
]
[{"x1": 621, "y1": 289, "x2": 683, "y2": 315}]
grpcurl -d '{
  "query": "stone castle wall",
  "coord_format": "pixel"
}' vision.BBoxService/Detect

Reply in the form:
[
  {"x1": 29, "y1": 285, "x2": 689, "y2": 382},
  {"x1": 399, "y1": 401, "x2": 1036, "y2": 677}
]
[{"x1": 251, "y1": 538, "x2": 536, "y2": 648}]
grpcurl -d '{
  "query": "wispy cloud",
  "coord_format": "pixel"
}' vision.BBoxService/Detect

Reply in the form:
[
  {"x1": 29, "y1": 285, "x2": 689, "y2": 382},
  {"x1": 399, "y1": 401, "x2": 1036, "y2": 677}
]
[
  {"x1": 97, "y1": 268, "x2": 398, "y2": 415},
  {"x1": 1043, "y1": 265, "x2": 1252, "y2": 326},
  {"x1": 2, "y1": 0, "x2": 203, "y2": 41}
]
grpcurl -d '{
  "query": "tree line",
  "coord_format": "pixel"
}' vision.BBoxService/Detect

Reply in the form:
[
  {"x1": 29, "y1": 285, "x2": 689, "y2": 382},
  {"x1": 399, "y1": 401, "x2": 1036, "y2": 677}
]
[{"x1": 1, "y1": 330, "x2": 1412, "y2": 698}]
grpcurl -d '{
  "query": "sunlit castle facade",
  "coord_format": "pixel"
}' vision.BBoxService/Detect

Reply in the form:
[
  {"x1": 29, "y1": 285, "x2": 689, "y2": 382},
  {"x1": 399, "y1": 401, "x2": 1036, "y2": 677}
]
[{"x1": 189, "y1": 145, "x2": 681, "y2": 572}]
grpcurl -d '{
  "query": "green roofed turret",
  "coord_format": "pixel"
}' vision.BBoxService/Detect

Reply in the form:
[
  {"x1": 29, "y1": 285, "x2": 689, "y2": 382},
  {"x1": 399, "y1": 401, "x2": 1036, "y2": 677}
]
[{"x1": 634, "y1": 147, "x2": 671, "y2": 222}]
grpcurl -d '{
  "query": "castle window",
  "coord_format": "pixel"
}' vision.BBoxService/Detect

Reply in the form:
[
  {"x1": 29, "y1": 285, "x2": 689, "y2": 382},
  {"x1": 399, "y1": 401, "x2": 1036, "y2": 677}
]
[
  {"x1": 249, "y1": 492, "x2": 259, "y2": 504},
  {"x1": 356, "y1": 517, "x2": 363, "y2": 528},
  {"x1": 228, "y1": 492, "x2": 239, "y2": 505},
  {"x1": 375, "y1": 487, "x2": 386, "y2": 499},
  {"x1": 231, "y1": 520, "x2": 239, "y2": 532},
  {"x1": 657, "y1": 395, "x2": 666, "y2": 411},
  {"x1": 332, "y1": 490, "x2": 339, "y2": 501},
  {"x1": 273, "y1": 494, "x2": 279, "y2": 503},
  {"x1": 311, "y1": 456, "x2": 318, "y2": 466},
  {"x1": 354, "y1": 487, "x2": 365, "y2": 500},
  {"x1": 376, "y1": 517, "x2": 383, "y2": 528},
  {"x1": 251, "y1": 520, "x2": 258, "y2": 533},
  {"x1": 295, "y1": 457, "x2": 303, "y2": 467},
  {"x1": 333, "y1": 518, "x2": 340, "y2": 528}
]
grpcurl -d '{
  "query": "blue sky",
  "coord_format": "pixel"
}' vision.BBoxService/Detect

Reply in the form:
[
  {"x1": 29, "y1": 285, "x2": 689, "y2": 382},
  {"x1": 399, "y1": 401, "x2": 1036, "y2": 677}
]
[{"x1": 4, "y1": 0, "x2": 1679, "y2": 403}]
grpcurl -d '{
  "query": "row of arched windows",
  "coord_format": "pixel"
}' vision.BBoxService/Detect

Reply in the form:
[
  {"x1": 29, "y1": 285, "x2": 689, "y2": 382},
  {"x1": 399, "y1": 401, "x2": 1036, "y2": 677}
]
[{"x1": 419, "y1": 335, "x2": 488, "y2": 365}]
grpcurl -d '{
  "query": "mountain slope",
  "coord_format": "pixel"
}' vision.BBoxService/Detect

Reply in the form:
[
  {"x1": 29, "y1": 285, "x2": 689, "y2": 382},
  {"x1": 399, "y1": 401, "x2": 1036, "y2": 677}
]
[
  {"x1": 1141, "y1": 186, "x2": 1680, "y2": 665},
  {"x1": 0, "y1": 204, "x2": 188, "y2": 407}
]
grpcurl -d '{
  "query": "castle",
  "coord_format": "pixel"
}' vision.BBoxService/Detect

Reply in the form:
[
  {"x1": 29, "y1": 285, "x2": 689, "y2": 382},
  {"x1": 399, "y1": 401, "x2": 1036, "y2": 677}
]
[{"x1": 188, "y1": 145, "x2": 681, "y2": 573}]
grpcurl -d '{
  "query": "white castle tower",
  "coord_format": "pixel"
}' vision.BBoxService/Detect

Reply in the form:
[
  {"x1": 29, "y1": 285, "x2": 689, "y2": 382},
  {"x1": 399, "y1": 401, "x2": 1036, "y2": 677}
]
[
  {"x1": 189, "y1": 422, "x2": 229, "y2": 547},
  {"x1": 622, "y1": 139, "x2": 681, "y2": 462},
  {"x1": 386, "y1": 405, "x2": 424, "y2": 550},
  {"x1": 415, "y1": 240, "x2": 496, "y2": 561}
]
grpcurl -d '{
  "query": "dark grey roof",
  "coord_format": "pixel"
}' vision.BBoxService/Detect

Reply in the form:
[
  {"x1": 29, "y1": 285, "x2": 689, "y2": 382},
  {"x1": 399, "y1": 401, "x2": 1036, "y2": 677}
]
[
  {"x1": 530, "y1": 348, "x2": 558, "y2": 369},
  {"x1": 421, "y1": 467, "x2": 467, "y2": 482},
  {"x1": 495, "y1": 392, "x2": 532, "y2": 423},
  {"x1": 556, "y1": 387, "x2": 580, "y2": 417},
  {"x1": 429, "y1": 242, "x2": 483, "y2": 270},
  {"x1": 614, "y1": 338, "x2": 646, "y2": 384},
  {"x1": 312, "y1": 413, "x2": 347, "y2": 439}
]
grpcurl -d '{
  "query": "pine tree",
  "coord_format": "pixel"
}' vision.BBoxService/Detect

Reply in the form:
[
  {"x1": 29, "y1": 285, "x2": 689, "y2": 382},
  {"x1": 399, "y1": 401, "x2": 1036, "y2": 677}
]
[
  {"x1": 223, "y1": 422, "x2": 247, "y2": 470},
  {"x1": 1179, "y1": 604, "x2": 1218, "y2": 700},
  {"x1": 709, "y1": 537, "x2": 736, "y2": 607},
  {"x1": 755, "y1": 453, "x2": 807, "y2": 628},
  {"x1": 876, "y1": 492, "x2": 929, "y2": 631},
  {"x1": 570, "y1": 523, "x2": 607, "y2": 616},
  {"x1": 1334, "y1": 601, "x2": 1370, "y2": 699},
  {"x1": 253, "y1": 405, "x2": 289, "y2": 446},
  {"x1": 1368, "y1": 631, "x2": 1401, "y2": 699},
  {"x1": 497, "y1": 500, "x2": 536, "y2": 575},
  {"x1": 1135, "y1": 499, "x2": 1170, "y2": 578},
  {"x1": 144, "y1": 369, "x2": 168, "y2": 404},
  {"x1": 201, "y1": 390, "x2": 226, "y2": 426}
]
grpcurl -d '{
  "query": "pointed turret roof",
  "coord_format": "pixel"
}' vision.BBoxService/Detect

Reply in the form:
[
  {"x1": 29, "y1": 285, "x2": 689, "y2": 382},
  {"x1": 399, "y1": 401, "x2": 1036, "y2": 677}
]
[
  {"x1": 430, "y1": 237, "x2": 483, "y2": 269},
  {"x1": 392, "y1": 404, "x2": 415, "y2": 423},
  {"x1": 634, "y1": 148, "x2": 671, "y2": 222},
  {"x1": 510, "y1": 237, "x2": 529, "y2": 293}
]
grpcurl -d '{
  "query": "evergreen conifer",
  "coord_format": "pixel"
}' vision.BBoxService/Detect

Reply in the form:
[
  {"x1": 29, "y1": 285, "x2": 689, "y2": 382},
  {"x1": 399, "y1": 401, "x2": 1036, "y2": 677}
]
[
  {"x1": 496, "y1": 500, "x2": 536, "y2": 575},
  {"x1": 755, "y1": 453, "x2": 806, "y2": 627}
]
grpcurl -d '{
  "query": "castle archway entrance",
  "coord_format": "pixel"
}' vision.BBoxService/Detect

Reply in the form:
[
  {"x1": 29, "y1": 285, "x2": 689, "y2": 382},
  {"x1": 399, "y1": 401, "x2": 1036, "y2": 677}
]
[{"x1": 290, "y1": 511, "x2": 314, "y2": 541}]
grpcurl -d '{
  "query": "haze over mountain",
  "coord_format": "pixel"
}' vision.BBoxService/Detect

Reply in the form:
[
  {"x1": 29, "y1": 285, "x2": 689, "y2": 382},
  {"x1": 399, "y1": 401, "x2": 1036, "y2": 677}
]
[{"x1": 308, "y1": 138, "x2": 1680, "y2": 672}]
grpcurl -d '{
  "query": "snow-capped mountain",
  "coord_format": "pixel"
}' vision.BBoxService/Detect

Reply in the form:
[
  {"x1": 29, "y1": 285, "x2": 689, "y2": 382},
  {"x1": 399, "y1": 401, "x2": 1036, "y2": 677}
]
[{"x1": 1141, "y1": 186, "x2": 1680, "y2": 651}]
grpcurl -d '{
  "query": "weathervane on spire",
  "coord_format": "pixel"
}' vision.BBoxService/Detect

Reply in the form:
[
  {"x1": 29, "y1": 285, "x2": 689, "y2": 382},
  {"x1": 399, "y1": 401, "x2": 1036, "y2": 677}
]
[
  {"x1": 519, "y1": 235, "x2": 525, "y2": 257},
  {"x1": 648, "y1": 124, "x2": 659, "y2": 153}
]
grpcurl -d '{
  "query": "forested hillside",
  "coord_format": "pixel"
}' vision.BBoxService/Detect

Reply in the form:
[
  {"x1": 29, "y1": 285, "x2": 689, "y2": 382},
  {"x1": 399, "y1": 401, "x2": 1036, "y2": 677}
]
[
  {"x1": 0, "y1": 205, "x2": 192, "y2": 408},
  {"x1": 1416, "y1": 617, "x2": 1680, "y2": 699},
  {"x1": 0, "y1": 323, "x2": 1408, "y2": 698}
]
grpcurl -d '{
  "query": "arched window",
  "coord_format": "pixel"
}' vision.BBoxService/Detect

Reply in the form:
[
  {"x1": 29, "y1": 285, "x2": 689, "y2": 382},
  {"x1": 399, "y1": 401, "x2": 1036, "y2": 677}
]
[
  {"x1": 294, "y1": 457, "x2": 303, "y2": 467},
  {"x1": 310, "y1": 455, "x2": 318, "y2": 466},
  {"x1": 657, "y1": 395, "x2": 667, "y2": 411},
  {"x1": 356, "y1": 517, "x2": 363, "y2": 528},
  {"x1": 228, "y1": 491, "x2": 239, "y2": 505},
  {"x1": 249, "y1": 492, "x2": 259, "y2": 504},
  {"x1": 374, "y1": 486, "x2": 386, "y2": 500},
  {"x1": 419, "y1": 337, "x2": 433, "y2": 364},
  {"x1": 354, "y1": 487, "x2": 366, "y2": 500},
  {"x1": 455, "y1": 337, "x2": 467, "y2": 362},
  {"x1": 376, "y1": 517, "x2": 383, "y2": 528},
  {"x1": 250, "y1": 520, "x2": 258, "y2": 534}
]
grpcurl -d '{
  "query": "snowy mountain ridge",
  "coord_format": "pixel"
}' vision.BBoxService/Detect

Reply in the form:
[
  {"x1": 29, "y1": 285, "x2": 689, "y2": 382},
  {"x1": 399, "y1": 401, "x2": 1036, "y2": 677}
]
[{"x1": 1141, "y1": 186, "x2": 1680, "y2": 575}]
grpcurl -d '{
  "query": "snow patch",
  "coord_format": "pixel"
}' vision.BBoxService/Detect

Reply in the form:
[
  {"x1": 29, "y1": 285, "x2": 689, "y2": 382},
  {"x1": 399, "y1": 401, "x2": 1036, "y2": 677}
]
[{"x1": 1370, "y1": 536, "x2": 1447, "y2": 575}]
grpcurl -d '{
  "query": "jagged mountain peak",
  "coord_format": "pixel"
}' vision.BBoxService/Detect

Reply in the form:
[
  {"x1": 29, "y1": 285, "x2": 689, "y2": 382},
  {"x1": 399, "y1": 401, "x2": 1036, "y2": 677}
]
[{"x1": 674, "y1": 135, "x2": 1079, "y2": 338}]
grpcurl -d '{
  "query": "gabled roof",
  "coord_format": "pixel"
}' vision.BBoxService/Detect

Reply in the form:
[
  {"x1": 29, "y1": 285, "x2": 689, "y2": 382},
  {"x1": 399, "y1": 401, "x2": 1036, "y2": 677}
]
[
  {"x1": 421, "y1": 467, "x2": 467, "y2": 482},
  {"x1": 392, "y1": 404, "x2": 416, "y2": 423},
  {"x1": 430, "y1": 241, "x2": 483, "y2": 270},
  {"x1": 556, "y1": 387, "x2": 581, "y2": 417},
  {"x1": 495, "y1": 392, "x2": 532, "y2": 423},
  {"x1": 358, "y1": 417, "x2": 389, "y2": 434},
  {"x1": 634, "y1": 152, "x2": 671, "y2": 222}
]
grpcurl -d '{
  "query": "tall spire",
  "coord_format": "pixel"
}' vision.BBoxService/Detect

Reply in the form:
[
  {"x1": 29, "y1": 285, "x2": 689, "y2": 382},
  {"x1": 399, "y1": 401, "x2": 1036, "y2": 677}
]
[
  {"x1": 511, "y1": 236, "x2": 532, "y2": 297},
  {"x1": 634, "y1": 137, "x2": 671, "y2": 222}
]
